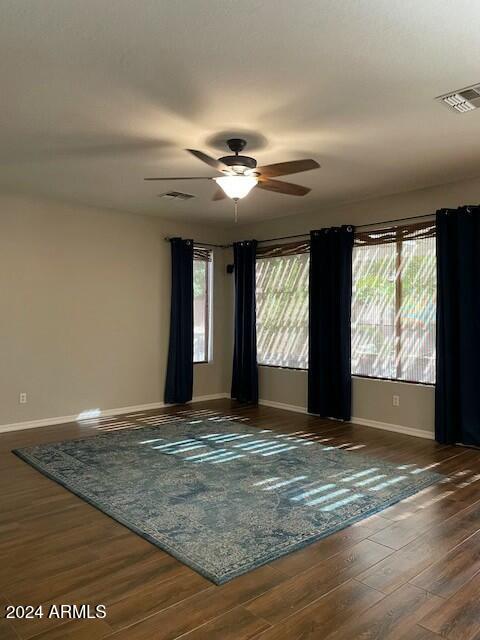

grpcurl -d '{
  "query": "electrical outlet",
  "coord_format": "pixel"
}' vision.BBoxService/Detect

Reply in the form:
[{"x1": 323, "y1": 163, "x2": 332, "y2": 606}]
[
  {"x1": 19, "y1": 392, "x2": 27, "y2": 404},
  {"x1": 392, "y1": 395, "x2": 400, "y2": 407}
]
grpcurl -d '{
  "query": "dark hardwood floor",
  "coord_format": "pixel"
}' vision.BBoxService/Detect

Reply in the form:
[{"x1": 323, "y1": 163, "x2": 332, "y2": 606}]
[{"x1": 1, "y1": 399, "x2": 479, "y2": 639}]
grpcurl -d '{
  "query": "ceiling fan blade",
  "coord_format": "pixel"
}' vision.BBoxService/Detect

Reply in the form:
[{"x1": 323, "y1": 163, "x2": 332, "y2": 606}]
[
  {"x1": 257, "y1": 177, "x2": 311, "y2": 196},
  {"x1": 144, "y1": 176, "x2": 214, "y2": 181},
  {"x1": 186, "y1": 149, "x2": 227, "y2": 172},
  {"x1": 212, "y1": 188, "x2": 227, "y2": 201},
  {"x1": 256, "y1": 159, "x2": 320, "y2": 178}
]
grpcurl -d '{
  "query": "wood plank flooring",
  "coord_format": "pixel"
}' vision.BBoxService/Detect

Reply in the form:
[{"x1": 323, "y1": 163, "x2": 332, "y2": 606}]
[{"x1": 1, "y1": 399, "x2": 479, "y2": 639}]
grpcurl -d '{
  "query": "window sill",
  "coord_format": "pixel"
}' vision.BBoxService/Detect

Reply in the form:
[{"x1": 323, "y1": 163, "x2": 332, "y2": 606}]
[
  {"x1": 194, "y1": 360, "x2": 211, "y2": 365},
  {"x1": 258, "y1": 364, "x2": 307, "y2": 372},
  {"x1": 352, "y1": 374, "x2": 435, "y2": 388},
  {"x1": 256, "y1": 366, "x2": 435, "y2": 387}
]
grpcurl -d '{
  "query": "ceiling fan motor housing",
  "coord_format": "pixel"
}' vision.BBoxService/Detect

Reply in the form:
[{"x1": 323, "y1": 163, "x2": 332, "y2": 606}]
[
  {"x1": 218, "y1": 137, "x2": 257, "y2": 172},
  {"x1": 218, "y1": 155, "x2": 257, "y2": 170}
]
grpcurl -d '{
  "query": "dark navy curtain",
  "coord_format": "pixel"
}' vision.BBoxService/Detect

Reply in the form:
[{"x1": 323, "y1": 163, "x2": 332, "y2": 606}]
[
  {"x1": 435, "y1": 207, "x2": 480, "y2": 446},
  {"x1": 231, "y1": 240, "x2": 259, "y2": 403},
  {"x1": 164, "y1": 237, "x2": 194, "y2": 404},
  {"x1": 308, "y1": 226, "x2": 354, "y2": 420}
]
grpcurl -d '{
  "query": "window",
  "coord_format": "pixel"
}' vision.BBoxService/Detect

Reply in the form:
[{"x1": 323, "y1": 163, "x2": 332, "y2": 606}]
[
  {"x1": 256, "y1": 242, "x2": 309, "y2": 369},
  {"x1": 193, "y1": 248, "x2": 212, "y2": 363},
  {"x1": 351, "y1": 223, "x2": 436, "y2": 384}
]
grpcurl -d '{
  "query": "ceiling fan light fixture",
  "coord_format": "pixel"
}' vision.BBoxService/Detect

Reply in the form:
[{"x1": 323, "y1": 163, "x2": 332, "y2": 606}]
[
  {"x1": 232, "y1": 164, "x2": 247, "y2": 174},
  {"x1": 214, "y1": 175, "x2": 258, "y2": 199}
]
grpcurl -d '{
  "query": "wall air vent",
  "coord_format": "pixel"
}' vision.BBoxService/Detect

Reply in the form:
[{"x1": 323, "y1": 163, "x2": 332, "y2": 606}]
[
  {"x1": 437, "y1": 84, "x2": 480, "y2": 113},
  {"x1": 158, "y1": 191, "x2": 195, "y2": 200}
]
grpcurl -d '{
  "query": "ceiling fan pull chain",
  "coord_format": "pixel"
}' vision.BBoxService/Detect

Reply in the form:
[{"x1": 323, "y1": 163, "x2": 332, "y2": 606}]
[{"x1": 234, "y1": 199, "x2": 239, "y2": 223}]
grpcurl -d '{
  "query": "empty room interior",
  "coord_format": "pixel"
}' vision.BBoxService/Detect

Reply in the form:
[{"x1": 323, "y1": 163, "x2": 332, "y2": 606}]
[{"x1": 2, "y1": 2, "x2": 480, "y2": 639}]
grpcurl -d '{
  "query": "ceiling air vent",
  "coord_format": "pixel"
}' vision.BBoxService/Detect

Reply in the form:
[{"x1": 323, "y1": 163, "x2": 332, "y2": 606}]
[
  {"x1": 437, "y1": 84, "x2": 480, "y2": 113},
  {"x1": 158, "y1": 191, "x2": 194, "y2": 201}
]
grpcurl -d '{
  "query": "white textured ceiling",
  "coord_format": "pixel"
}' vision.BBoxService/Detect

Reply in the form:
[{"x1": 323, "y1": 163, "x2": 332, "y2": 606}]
[{"x1": 2, "y1": 1, "x2": 480, "y2": 224}]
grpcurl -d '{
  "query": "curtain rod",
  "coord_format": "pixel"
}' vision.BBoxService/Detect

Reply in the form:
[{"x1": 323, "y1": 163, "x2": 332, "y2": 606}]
[
  {"x1": 163, "y1": 212, "x2": 435, "y2": 249},
  {"x1": 242, "y1": 213, "x2": 435, "y2": 245},
  {"x1": 163, "y1": 238, "x2": 228, "y2": 248}
]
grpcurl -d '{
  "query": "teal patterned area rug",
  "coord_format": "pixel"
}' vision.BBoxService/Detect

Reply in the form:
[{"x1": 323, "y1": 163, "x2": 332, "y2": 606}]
[{"x1": 14, "y1": 418, "x2": 442, "y2": 584}]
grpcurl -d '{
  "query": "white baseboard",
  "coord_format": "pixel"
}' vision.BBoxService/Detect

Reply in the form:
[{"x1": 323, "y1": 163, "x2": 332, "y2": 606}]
[
  {"x1": 0, "y1": 393, "x2": 230, "y2": 434},
  {"x1": 258, "y1": 399, "x2": 434, "y2": 440},
  {"x1": 2, "y1": 394, "x2": 434, "y2": 441},
  {"x1": 258, "y1": 398, "x2": 308, "y2": 414},
  {"x1": 350, "y1": 416, "x2": 434, "y2": 440},
  {"x1": 190, "y1": 393, "x2": 230, "y2": 403}
]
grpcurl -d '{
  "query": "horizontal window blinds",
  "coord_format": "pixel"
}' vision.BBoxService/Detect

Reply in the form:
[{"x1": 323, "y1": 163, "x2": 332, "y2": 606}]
[
  {"x1": 351, "y1": 222, "x2": 436, "y2": 384},
  {"x1": 193, "y1": 247, "x2": 212, "y2": 261},
  {"x1": 354, "y1": 221, "x2": 435, "y2": 246},
  {"x1": 256, "y1": 240, "x2": 310, "y2": 259}
]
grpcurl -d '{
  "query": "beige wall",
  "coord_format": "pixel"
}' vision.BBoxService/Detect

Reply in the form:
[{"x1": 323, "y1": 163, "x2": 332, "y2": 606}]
[
  {"x1": 4, "y1": 172, "x2": 480, "y2": 432},
  {"x1": 228, "y1": 174, "x2": 480, "y2": 435},
  {"x1": 229, "y1": 174, "x2": 480, "y2": 242},
  {"x1": 256, "y1": 367, "x2": 434, "y2": 433},
  {"x1": 0, "y1": 194, "x2": 231, "y2": 426}
]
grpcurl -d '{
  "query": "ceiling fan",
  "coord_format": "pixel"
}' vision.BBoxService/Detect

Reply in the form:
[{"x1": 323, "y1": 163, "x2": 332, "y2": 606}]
[{"x1": 144, "y1": 138, "x2": 320, "y2": 220}]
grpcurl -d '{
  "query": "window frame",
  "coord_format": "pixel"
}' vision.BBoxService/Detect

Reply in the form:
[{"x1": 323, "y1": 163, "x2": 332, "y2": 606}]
[
  {"x1": 256, "y1": 247, "x2": 309, "y2": 370},
  {"x1": 254, "y1": 222, "x2": 436, "y2": 385},
  {"x1": 351, "y1": 223, "x2": 436, "y2": 385},
  {"x1": 259, "y1": 363, "x2": 307, "y2": 372},
  {"x1": 193, "y1": 248, "x2": 213, "y2": 365},
  {"x1": 352, "y1": 374, "x2": 434, "y2": 387}
]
